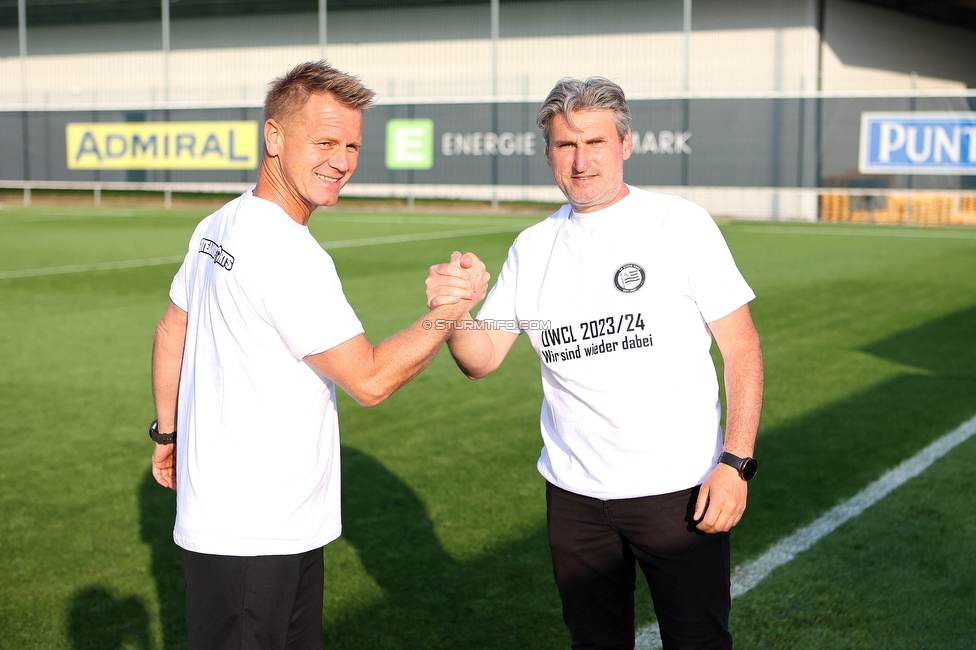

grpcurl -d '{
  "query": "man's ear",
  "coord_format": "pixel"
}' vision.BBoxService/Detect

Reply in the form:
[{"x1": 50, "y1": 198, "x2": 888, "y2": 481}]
[
  {"x1": 621, "y1": 130, "x2": 633, "y2": 161},
  {"x1": 545, "y1": 144, "x2": 553, "y2": 169},
  {"x1": 264, "y1": 119, "x2": 283, "y2": 157}
]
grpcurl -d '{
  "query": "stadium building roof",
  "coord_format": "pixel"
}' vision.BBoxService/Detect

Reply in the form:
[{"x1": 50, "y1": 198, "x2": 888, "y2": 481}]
[
  {"x1": 855, "y1": 0, "x2": 976, "y2": 30},
  {"x1": 6, "y1": 0, "x2": 485, "y2": 28},
  {"x1": 2, "y1": 0, "x2": 976, "y2": 30}
]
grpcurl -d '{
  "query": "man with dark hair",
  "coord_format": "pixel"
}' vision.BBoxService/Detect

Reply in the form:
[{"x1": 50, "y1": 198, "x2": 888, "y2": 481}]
[
  {"x1": 150, "y1": 60, "x2": 487, "y2": 649},
  {"x1": 428, "y1": 76, "x2": 763, "y2": 649}
]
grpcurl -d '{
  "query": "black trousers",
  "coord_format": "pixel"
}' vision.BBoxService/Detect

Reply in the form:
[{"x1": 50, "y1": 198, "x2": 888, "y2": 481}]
[
  {"x1": 182, "y1": 546, "x2": 324, "y2": 650},
  {"x1": 546, "y1": 482, "x2": 732, "y2": 650}
]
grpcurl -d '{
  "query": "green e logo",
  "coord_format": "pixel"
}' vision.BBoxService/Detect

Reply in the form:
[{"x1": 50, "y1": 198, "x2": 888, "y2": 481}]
[{"x1": 385, "y1": 119, "x2": 434, "y2": 170}]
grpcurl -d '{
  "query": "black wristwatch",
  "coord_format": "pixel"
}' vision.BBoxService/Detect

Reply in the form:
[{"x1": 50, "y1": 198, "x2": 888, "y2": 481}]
[
  {"x1": 719, "y1": 451, "x2": 758, "y2": 481},
  {"x1": 149, "y1": 419, "x2": 176, "y2": 445}
]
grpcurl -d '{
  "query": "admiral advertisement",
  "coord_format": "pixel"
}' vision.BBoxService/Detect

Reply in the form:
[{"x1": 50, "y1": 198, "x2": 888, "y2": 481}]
[{"x1": 65, "y1": 121, "x2": 259, "y2": 170}]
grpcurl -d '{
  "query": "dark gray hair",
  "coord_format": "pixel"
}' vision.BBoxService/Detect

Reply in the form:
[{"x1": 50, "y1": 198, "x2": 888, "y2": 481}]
[
  {"x1": 536, "y1": 77, "x2": 632, "y2": 145},
  {"x1": 264, "y1": 60, "x2": 376, "y2": 125}
]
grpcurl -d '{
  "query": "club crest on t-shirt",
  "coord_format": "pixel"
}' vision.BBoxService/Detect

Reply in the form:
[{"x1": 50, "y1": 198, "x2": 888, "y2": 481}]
[{"x1": 613, "y1": 263, "x2": 645, "y2": 293}]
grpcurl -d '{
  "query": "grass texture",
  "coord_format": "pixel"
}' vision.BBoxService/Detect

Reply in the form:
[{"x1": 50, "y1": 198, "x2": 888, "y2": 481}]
[{"x1": 0, "y1": 205, "x2": 974, "y2": 649}]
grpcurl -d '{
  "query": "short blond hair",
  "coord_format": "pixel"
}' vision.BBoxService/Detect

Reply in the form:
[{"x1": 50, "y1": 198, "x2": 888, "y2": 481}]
[{"x1": 264, "y1": 61, "x2": 376, "y2": 126}]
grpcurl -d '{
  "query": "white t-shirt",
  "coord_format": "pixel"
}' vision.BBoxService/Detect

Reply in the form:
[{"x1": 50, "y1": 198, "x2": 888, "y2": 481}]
[
  {"x1": 169, "y1": 191, "x2": 363, "y2": 556},
  {"x1": 478, "y1": 186, "x2": 755, "y2": 499}
]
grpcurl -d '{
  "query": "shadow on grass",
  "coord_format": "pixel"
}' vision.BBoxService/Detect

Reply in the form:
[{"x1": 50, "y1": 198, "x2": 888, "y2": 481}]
[
  {"x1": 328, "y1": 446, "x2": 563, "y2": 649},
  {"x1": 138, "y1": 469, "x2": 184, "y2": 649},
  {"x1": 68, "y1": 471, "x2": 181, "y2": 649},
  {"x1": 735, "y1": 304, "x2": 976, "y2": 561},
  {"x1": 68, "y1": 587, "x2": 151, "y2": 650}
]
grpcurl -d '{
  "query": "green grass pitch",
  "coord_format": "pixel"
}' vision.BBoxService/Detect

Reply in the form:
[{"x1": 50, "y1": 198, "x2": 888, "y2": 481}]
[{"x1": 1, "y1": 203, "x2": 975, "y2": 649}]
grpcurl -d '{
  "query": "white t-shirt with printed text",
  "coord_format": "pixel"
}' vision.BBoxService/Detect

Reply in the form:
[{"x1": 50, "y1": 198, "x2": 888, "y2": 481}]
[
  {"x1": 169, "y1": 191, "x2": 363, "y2": 556},
  {"x1": 478, "y1": 186, "x2": 755, "y2": 499}
]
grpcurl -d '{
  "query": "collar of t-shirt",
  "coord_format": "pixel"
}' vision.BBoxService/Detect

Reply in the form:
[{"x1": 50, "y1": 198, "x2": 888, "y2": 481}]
[{"x1": 567, "y1": 184, "x2": 637, "y2": 231}]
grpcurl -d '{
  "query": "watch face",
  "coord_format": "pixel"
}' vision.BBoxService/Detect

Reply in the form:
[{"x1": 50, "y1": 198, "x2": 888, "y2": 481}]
[{"x1": 741, "y1": 458, "x2": 759, "y2": 481}]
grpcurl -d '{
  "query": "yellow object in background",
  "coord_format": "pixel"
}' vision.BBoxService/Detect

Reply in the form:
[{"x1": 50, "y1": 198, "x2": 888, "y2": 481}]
[{"x1": 66, "y1": 122, "x2": 259, "y2": 170}]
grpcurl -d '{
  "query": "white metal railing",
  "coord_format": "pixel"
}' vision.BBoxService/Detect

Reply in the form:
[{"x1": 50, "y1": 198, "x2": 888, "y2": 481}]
[{"x1": 3, "y1": 180, "x2": 975, "y2": 224}]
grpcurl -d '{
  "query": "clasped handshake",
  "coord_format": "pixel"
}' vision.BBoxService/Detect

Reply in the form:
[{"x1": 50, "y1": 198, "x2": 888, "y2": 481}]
[{"x1": 425, "y1": 250, "x2": 491, "y2": 315}]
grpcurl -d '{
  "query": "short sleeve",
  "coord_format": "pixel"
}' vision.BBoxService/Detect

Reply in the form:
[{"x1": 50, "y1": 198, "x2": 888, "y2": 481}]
[
  {"x1": 169, "y1": 217, "x2": 212, "y2": 311},
  {"x1": 169, "y1": 258, "x2": 190, "y2": 312},
  {"x1": 682, "y1": 209, "x2": 755, "y2": 323},
  {"x1": 476, "y1": 241, "x2": 522, "y2": 333}
]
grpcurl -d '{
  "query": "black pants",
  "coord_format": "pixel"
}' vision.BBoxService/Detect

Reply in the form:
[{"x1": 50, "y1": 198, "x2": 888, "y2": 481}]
[
  {"x1": 182, "y1": 546, "x2": 324, "y2": 650},
  {"x1": 546, "y1": 483, "x2": 732, "y2": 650}
]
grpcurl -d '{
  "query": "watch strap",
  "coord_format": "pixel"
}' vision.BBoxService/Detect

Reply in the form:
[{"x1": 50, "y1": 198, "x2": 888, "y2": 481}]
[
  {"x1": 718, "y1": 451, "x2": 758, "y2": 481},
  {"x1": 149, "y1": 419, "x2": 177, "y2": 445}
]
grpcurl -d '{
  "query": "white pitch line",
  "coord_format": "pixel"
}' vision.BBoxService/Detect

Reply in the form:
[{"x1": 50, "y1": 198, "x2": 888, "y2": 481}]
[
  {"x1": 317, "y1": 224, "x2": 522, "y2": 249},
  {"x1": 322, "y1": 213, "x2": 534, "y2": 226},
  {"x1": 0, "y1": 210, "x2": 140, "y2": 224},
  {"x1": 0, "y1": 256, "x2": 186, "y2": 279},
  {"x1": 636, "y1": 412, "x2": 976, "y2": 650},
  {"x1": 0, "y1": 225, "x2": 523, "y2": 280},
  {"x1": 723, "y1": 225, "x2": 976, "y2": 240}
]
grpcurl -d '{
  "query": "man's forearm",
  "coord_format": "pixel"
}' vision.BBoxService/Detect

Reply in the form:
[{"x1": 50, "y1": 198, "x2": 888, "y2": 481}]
[
  {"x1": 361, "y1": 305, "x2": 462, "y2": 403},
  {"x1": 312, "y1": 302, "x2": 479, "y2": 408},
  {"x1": 152, "y1": 302, "x2": 187, "y2": 431},
  {"x1": 445, "y1": 315, "x2": 502, "y2": 379},
  {"x1": 721, "y1": 343, "x2": 763, "y2": 456},
  {"x1": 707, "y1": 305, "x2": 764, "y2": 456}
]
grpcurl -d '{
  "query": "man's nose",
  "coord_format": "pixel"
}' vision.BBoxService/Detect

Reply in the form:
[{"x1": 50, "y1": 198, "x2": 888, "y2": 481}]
[
  {"x1": 573, "y1": 147, "x2": 590, "y2": 172},
  {"x1": 331, "y1": 148, "x2": 350, "y2": 173}
]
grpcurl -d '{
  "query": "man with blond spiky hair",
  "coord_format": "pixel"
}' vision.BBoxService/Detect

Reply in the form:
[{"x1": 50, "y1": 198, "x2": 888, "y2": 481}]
[{"x1": 149, "y1": 61, "x2": 488, "y2": 649}]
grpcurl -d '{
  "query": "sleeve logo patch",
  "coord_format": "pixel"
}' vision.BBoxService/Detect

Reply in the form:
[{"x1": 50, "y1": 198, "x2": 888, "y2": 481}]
[
  {"x1": 613, "y1": 263, "x2": 645, "y2": 293},
  {"x1": 199, "y1": 238, "x2": 235, "y2": 271}
]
